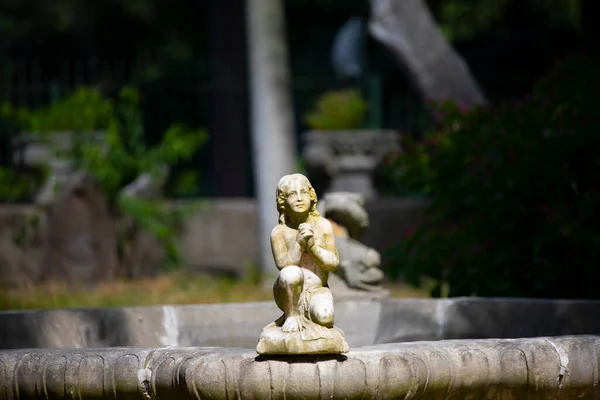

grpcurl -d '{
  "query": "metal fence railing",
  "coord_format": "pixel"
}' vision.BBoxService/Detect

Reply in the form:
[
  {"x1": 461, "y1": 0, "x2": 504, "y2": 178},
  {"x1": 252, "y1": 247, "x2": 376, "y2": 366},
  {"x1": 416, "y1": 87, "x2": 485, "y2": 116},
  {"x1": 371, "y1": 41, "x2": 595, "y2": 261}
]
[{"x1": 1, "y1": 57, "x2": 427, "y2": 198}]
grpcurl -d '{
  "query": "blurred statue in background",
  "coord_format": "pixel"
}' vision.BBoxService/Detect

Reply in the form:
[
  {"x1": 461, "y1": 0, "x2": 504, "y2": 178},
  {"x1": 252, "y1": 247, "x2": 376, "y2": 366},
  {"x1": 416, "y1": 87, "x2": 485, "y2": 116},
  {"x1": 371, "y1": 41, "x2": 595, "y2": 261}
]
[
  {"x1": 256, "y1": 173, "x2": 349, "y2": 355},
  {"x1": 318, "y1": 192, "x2": 390, "y2": 298}
]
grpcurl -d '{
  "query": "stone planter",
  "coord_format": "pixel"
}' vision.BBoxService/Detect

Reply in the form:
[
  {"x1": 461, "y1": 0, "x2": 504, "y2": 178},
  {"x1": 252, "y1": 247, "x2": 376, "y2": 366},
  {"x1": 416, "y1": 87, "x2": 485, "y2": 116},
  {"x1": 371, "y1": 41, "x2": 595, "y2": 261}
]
[{"x1": 302, "y1": 129, "x2": 400, "y2": 199}]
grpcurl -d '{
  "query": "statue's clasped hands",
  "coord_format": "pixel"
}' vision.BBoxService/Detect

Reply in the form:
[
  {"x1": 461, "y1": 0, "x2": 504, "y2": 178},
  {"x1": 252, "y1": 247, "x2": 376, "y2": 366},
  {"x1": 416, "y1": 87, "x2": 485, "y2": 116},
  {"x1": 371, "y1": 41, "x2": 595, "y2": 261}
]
[{"x1": 296, "y1": 223, "x2": 315, "y2": 250}]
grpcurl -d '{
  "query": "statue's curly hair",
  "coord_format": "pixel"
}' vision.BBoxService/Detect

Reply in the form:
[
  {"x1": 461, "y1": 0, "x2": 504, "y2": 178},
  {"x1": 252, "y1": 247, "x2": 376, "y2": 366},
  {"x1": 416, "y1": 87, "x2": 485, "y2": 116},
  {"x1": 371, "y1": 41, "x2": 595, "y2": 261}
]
[{"x1": 276, "y1": 174, "x2": 320, "y2": 224}]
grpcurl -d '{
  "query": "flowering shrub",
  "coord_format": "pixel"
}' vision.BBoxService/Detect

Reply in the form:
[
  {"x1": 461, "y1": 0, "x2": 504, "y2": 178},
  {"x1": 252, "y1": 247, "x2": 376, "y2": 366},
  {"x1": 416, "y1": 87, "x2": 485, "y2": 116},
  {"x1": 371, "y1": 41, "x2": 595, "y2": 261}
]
[{"x1": 389, "y1": 53, "x2": 600, "y2": 299}]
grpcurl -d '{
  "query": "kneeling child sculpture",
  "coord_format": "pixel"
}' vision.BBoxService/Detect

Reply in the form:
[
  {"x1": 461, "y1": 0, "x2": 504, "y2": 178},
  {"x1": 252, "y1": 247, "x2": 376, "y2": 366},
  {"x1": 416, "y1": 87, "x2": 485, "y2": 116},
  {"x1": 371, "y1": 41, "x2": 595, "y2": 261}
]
[{"x1": 256, "y1": 173, "x2": 350, "y2": 355}]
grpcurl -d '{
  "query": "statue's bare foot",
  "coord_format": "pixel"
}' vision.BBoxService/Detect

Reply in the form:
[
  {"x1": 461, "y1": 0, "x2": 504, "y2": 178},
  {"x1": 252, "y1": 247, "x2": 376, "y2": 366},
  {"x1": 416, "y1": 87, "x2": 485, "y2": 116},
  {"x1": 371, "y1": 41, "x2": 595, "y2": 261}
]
[{"x1": 281, "y1": 316, "x2": 302, "y2": 333}]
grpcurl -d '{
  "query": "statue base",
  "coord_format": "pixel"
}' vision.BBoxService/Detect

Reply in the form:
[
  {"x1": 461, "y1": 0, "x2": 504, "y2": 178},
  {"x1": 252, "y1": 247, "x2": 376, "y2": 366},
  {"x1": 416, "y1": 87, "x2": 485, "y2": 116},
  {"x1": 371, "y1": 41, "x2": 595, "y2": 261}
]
[{"x1": 256, "y1": 325, "x2": 350, "y2": 355}]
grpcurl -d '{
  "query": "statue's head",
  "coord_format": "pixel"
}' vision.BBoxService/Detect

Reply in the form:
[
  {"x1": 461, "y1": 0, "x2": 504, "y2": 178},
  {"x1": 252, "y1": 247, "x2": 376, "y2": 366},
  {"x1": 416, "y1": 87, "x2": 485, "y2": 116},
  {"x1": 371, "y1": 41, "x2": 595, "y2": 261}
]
[{"x1": 276, "y1": 173, "x2": 320, "y2": 224}]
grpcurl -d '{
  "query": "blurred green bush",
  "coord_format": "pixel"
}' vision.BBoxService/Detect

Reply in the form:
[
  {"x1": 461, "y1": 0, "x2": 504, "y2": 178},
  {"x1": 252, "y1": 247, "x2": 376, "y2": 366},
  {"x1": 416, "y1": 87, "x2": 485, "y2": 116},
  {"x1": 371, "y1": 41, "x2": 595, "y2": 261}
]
[
  {"x1": 304, "y1": 89, "x2": 368, "y2": 130},
  {"x1": 0, "y1": 104, "x2": 46, "y2": 202},
  {"x1": 388, "y1": 53, "x2": 600, "y2": 299},
  {"x1": 1, "y1": 86, "x2": 207, "y2": 270}
]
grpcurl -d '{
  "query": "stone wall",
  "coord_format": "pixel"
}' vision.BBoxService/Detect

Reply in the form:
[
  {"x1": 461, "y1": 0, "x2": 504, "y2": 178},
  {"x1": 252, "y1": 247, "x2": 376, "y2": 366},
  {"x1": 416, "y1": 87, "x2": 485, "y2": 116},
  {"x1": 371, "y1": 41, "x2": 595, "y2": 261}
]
[
  {"x1": 179, "y1": 197, "x2": 428, "y2": 277},
  {"x1": 0, "y1": 197, "x2": 427, "y2": 286},
  {"x1": 0, "y1": 205, "x2": 47, "y2": 287}
]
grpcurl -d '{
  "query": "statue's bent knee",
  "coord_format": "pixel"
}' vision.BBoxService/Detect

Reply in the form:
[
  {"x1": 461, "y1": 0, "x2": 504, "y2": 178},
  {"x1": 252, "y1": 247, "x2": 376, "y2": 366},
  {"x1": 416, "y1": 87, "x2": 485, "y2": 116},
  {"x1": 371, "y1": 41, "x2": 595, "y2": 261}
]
[
  {"x1": 311, "y1": 305, "x2": 334, "y2": 327},
  {"x1": 277, "y1": 265, "x2": 303, "y2": 287},
  {"x1": 309, "y1": 289, "x2": 334, "y2": 327}
]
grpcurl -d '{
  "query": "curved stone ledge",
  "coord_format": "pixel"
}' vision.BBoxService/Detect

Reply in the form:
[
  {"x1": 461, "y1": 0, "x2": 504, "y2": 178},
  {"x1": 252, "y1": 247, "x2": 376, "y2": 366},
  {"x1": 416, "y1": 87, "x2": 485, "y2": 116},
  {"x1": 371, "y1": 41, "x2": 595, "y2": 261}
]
[
  {"x1": 3, "y1": 298, "x2": 600, "y2": 350},
  {"x1": 0, "y1": 336, "x2": 599, "y2": 399}
]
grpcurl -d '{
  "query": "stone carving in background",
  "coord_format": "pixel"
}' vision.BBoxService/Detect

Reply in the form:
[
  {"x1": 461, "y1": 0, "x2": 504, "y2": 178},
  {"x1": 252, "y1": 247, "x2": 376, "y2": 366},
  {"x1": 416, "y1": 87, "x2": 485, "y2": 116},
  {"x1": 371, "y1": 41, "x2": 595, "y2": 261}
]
[
  {"x1": 11, "y1": 131, "x2": 106, "y2": 206},
  {"x1": 10, "y1": 131, "x2": 166, "y2": 285},
  {"x1": 318, "y1": 192, "x2": 390, "y2": 298},
  {"x1": 40, "y1": 172, "x2": 120, "y2": 284},
  {"x1": 256, "y1": 174, "x2": 349, "y2": 354}
]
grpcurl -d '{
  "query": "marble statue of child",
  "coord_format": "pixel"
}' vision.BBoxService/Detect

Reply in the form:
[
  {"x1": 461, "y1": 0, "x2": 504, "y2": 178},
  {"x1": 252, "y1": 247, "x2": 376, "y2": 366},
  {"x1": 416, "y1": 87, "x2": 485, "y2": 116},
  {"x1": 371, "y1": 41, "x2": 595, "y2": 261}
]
[{"x1": 268, "y1": 173, "x2": 340, "y2": 340}]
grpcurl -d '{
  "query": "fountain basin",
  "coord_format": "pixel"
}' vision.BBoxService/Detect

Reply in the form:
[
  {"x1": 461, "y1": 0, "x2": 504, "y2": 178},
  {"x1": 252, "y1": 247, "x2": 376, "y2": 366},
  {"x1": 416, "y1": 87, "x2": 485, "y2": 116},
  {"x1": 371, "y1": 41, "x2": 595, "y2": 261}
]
[
  {"x1": 0, "y1": 336, "x2": 599, "y2": 399},
  {"x1": 1, "y1": 297, "x2": 600, "y2": 350}
]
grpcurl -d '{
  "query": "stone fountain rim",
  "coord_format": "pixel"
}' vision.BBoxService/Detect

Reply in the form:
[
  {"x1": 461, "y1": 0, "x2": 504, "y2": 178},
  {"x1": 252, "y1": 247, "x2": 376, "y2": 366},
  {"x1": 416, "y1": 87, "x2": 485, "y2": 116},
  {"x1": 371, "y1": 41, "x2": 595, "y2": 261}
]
[{"x1": 1, "y1": 335, "x2": 599, "y2": 399}]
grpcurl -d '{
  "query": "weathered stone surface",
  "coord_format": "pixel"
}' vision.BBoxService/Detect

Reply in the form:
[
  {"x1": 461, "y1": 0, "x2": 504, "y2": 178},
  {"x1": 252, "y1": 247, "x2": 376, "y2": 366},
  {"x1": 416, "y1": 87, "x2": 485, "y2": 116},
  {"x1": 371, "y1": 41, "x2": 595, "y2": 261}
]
[
  {"x1": 179, "y1": 198, "x2": 260, "y2": 277},
  {"x1": 262, "y1": 174, "x2": 349, "y2": 354},
  {"x1": 0, "y1": 206, "x2": 47, "y2": 287},
  {"x1": 181, "y1": 196, "x2": 429, "y2": 278},
  {"x1": 317, "y1": 192, "x2": 369, "y2": 239},
  {"x1": 0, "y1": 197, "x2": 428, "y2": 287},
  {"x1": 327, "y1": 272, "x2": 389, "y2": 301},
  {"x1": 444, "y1": 297, "x2": 600, "y2": 339},
  {"x1": 0, "y1": 176, "x2": 120, "y2": 287},
  {"x1": 376, "y1": 298, "x2": 448, "y2": 343},
  {"x1": 175, "y1": 302, "x2": 280, "y2": 348},
  {"x1": 3, "y1": 298, "x2": 600, "y2": 351},
  {"x1": 118, "y1": 225, "x2": 166, "y2": 279},
  {"x1": 0, "y1": 336, "x2": 598, "y2": 399},
  {"x1": 41, "y1": 173, "x2": 119, "y2": 284},
  {"x1": 303, "y1": 129, "x2": 401, "y2": 198},
  {"x1": 257, "y1": 325, "x2": 349, "y2": 354},
  {"x1": 0, "y1": 306, "x2": 166, "y2": 349},
  {"x1": 318, "y1": 192, "x2": 390, "y2": 298},
  {"x1": 333, "y1": 298, "x2": 383, "y2": 347}
]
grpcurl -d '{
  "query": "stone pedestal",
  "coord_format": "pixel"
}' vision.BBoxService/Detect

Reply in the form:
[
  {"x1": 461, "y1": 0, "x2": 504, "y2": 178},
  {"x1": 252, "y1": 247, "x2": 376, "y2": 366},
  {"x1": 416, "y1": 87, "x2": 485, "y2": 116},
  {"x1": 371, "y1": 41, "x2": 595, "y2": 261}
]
[
  {"x1": 303, "y1": 130, "x2": 400, "y2": 199},
  {"x1": 257, "y1": 325, "x2": 349, "y2": 355}
]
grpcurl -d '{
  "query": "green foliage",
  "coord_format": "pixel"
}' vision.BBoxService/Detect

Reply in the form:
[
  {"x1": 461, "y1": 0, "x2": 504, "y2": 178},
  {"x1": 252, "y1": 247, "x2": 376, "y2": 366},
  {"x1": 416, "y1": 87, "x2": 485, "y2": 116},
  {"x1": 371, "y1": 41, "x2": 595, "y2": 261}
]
[
  {"x1": 3, "y1": 85, "x2": 207, "y2": 269},
  {"x1": 390, "y1": 53, "x2": 600, "y2": 299},
  {"x1": 304, "y1": 89, "x2": 368, "y2": 130},
  {"x1": 0, "y1": 88, "x2": 115, "y2": 203},
  {"x1": 437, "y1": 0, "x2": 510, "y2": 42},
  {"x1": 0, "y1": 104, "x2": 47, "y2": 202},
  {"x1": 431, "y1": 0, "x2": 582, "y2": 41},
  {"x1": 529, "y1": 0, "x2": 582, "y2": 30},
  {"x1": 0, "y1": 168, "x2": 40, "y2": 203},
  {"x1": 27, "y1": 87, "x2": 113, "y2": 133},
  {"x1": 74, "y1": 86, "x2": 207, "y2": 269},
  {"x1": 0, "y1": 102, "x2": 32, "y2": 129},
  {"x1": 77, "y1": 87, "x2": 206, "y2": 198},
  {"x1": 117, "y1": 197, "x2": 202, "y2": 270}
]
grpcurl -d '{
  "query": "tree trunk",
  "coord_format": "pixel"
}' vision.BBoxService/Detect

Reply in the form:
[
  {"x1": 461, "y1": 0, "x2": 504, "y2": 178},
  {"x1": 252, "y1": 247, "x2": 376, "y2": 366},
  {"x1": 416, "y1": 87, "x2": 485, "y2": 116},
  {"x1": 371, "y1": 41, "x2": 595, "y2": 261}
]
[
  {"x1": 369, "y1": 0, "x2": 487, "y2": 108},
  {"x1": 246, "y1": 0, "x2": 297, "y2": 276}
]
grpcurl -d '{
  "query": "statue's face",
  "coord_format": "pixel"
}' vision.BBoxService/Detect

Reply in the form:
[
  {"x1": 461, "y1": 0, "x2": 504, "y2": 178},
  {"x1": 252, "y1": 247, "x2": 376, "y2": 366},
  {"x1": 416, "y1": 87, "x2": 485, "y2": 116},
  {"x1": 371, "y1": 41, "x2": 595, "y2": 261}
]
[{"x1": 284, "y1": 178, "x2": 311, "y2": 215}]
